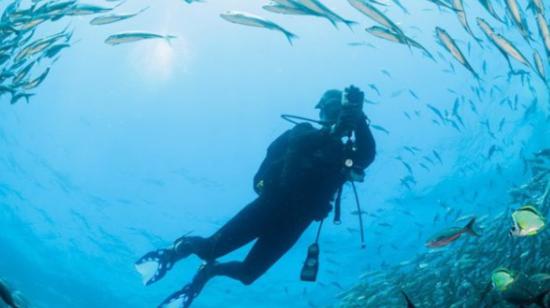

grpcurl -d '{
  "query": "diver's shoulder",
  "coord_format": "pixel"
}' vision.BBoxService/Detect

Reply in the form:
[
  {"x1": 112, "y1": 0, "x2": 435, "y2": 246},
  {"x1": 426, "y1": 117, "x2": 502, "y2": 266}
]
[{"x1": 292, "y1": 122, "x2": 316, "y2": 131}]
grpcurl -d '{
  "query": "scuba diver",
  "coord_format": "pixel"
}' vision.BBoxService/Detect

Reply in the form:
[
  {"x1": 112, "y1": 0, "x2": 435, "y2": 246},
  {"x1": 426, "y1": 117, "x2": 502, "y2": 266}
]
[{"x1": 135, "y1": 85, "x2": 377, "y2": 308}]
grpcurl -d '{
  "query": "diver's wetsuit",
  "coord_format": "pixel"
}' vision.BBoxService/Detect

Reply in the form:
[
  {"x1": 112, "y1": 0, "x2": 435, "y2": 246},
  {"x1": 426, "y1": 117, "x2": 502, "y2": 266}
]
[{"x1": 181, "y1": 119, "x2": 376, "y2": 285}]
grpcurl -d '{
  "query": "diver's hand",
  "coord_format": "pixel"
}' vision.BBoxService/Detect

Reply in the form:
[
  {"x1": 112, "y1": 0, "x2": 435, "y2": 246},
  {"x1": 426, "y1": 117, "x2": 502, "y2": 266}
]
[
  {"x1": 334, "y1": 104, "x2": 365, "y2": 136},
  {"x1": 344, "y1": 85, "x2": 364, "y2": 108}
]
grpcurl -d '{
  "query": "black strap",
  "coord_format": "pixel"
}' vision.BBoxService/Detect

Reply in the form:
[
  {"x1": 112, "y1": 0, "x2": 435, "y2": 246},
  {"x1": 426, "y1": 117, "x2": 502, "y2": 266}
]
[
  {"x1": 333, "y1": 185, "x2": 343, "y2": 225},
  {"x1": 315, "y1": 220, "x2": 324, "y2": 244},
  {"x1": 351, "y1": 181, "x2": 366, "y2": 249}
]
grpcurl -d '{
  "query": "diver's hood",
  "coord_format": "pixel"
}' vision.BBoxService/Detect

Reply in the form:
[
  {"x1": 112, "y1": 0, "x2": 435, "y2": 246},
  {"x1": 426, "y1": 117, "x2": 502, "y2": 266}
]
[{"x1": 316, "y1": 89, "x2": 343, "y2": 109}]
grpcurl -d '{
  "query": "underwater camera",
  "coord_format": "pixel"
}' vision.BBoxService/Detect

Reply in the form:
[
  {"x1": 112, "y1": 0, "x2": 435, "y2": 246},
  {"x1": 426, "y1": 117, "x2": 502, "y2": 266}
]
[{"x1": 300, "y1": 243, "x2": 320, "y2": 282}]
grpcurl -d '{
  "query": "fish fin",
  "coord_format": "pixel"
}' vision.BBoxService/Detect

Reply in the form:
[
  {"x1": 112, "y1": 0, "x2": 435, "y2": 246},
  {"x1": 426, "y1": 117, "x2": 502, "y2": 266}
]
[
  {"x1": 464, "y1": 217, "x2": 479, "y2": 236},
  {"x1": 400, "y1": 289, "x2": 416, "y2": 308},
  {"x1": 282, "y1": 30, "x2": 298, "y2": 46}
]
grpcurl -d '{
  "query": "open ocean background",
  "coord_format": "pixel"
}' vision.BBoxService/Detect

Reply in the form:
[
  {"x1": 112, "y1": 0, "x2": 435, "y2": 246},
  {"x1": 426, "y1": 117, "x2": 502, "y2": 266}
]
[{"x1": 0, "y1": 0, "x2": 548, "y2": 307}]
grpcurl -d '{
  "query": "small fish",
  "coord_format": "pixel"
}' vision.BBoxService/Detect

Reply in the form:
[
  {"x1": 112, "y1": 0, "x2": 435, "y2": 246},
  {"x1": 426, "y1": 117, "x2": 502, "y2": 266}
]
[
  {"x1": 478, "y1": 0, "x2": 503, "y2": 22},
  {"x1": 536, "y1": 13, "x2": 550, "y2": 60},
  {"x1": 477, "y1": 18, "x2": 532, "y2": 71},
  {"x1": 220, "y1": 11, "x2": 297, "y2": 45},
  {"x1": 370, "y1": 124, "x2": 390, "y2": 134},
  {"x1": 492, "y1": 268, "x2": 515, "y2": 292},
  {"x1": 401, "y1": 161, "x2": 413, "y2": 174},
  {"x1": 262, "y1": 2, "x2": 319, "y2": 16},
  {"x1": 41, "y1": 43, "x2": 70, "y2": 59},
  {"x1": 452, "y1": 0, "x2": 482, "y2": 44},
  {"x1": 22, "y1": 68, "x2": 50, "y2": 90},
  {"x1": 426, "y1": 104, "x2": 445, "y2": 122},
  {"x1": 347, "y1": 0, "x2": 405, "y2": 38},
  {"x1": 530, "y1": 273, "x2": 550, "y2": 282},
  {"x1": 347, "y1": 41, "x2": 376, "y2": 48},
  {"x1": 433, "y1": 150, "x2": 442, "y2": 163},
  {"x1": 90, "y1": 7, "x2": 149, "y2": 26},
  {"x1": 426, "y1": 217, "x2": 479, "y2": 248},
  {"x1": 533, "y1": 50, "x2": 547, "y2": 83},
  {"x1": 105, "y1": 32, "x2": 177, "y2": 45},
  {"x1": 66, "y1": 3, "x2": 116, "y2": 16},
  {"x1": 510, "y1": 205, "x2": 546, "y2": 237},
  {"x1": 435, "y1": 27, "x2": 480, "y2": 79},
  {"x1": 365, "y1": 26, "x2": 434, "y2": 60},
  {"x1": 294, "y1": 0, "x2": 356, "y2": 29},
  {"x1": 368, "y1": 83, "x2": 380, "y2": 95},
  {"x1": 505, "y1": 0, "x2": 532, "y2": 43}
]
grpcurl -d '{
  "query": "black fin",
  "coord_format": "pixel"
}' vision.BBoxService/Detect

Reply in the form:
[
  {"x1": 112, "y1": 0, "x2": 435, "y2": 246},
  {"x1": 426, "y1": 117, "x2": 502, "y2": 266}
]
[{"x1": 464, "y1": 217, "x2": 480, "y2": 236}]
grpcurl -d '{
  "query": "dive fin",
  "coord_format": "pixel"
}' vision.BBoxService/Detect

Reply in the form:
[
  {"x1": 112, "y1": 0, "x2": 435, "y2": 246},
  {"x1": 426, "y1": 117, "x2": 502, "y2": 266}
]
[
  {"x1": 159, "y1": 284, "x2": 196, "y2": 308},
  {"x1": 135, "y1": 248, "x2": 176, "y2": 286}
]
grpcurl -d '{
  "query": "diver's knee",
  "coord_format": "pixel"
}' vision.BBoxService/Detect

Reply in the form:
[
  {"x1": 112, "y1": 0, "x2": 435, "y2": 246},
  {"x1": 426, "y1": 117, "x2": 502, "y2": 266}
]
[{"x1": 239, "y1": 274, "x2": 258, "y2": 286}]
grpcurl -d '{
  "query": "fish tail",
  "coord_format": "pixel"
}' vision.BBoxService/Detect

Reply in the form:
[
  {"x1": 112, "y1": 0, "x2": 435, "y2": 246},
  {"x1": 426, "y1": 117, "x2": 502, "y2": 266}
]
[
  {"x1": 282, "y1": 30, "x2": 298, "y2": 46},
  {"x1": 464, "y1": 217, "x2": 479, "y2": 236},
  {"x1": 343, "y1": 19, "x2": 358, "y2": 31},
  {"x1": 164, "y1": 35, "x2": 177, "y2": 45}
]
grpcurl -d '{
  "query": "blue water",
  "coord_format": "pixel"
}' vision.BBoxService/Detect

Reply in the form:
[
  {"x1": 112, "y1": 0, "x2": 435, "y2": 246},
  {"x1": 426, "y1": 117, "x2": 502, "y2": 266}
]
[{"x1": 0, "y1": 0, "x2": 549, "y2": 307}]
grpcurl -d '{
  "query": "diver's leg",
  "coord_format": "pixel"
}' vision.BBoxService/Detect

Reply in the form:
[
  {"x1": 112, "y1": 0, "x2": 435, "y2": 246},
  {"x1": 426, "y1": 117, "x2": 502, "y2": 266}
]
[
  {"x1": 190, "y1": 198, "x2": 275, "y2": 261},
  {"x1": 136, "y1": 198, "x2": 271, "y2": 286},
  {"x1": 158, "y1": 215, "x2": 312, "y2": 307},
  {"x1": 208, "y1": 214, "x2": 312, "y2": 285}
]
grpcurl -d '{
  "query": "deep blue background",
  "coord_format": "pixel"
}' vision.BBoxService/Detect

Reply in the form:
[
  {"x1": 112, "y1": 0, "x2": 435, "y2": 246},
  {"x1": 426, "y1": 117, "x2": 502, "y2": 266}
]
[{"x1": 0, "y1": 0, "x2": 548, "y2": 307}]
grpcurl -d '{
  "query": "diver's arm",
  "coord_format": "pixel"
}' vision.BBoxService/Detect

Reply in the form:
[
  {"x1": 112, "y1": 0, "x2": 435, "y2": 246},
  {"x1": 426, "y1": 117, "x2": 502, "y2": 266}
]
[
  {"x1": 352, "y1": 117, "x2": 376, "y2": 171},
  {"x1": 253, "y1": 129, "x2": 291, "y2": 194}
]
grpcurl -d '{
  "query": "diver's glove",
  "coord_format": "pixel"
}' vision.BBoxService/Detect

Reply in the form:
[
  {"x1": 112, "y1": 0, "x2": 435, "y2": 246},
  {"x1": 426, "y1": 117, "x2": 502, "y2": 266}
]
[
  {"x1": 334, "y1": 85, "x2": 366, "y2": 135},
  {"x1": 334, "y1": 105, "x2": 366, "y2": 136},
  {"x1": 344, "y1": 85, "x2": 365, "y2": 108}
]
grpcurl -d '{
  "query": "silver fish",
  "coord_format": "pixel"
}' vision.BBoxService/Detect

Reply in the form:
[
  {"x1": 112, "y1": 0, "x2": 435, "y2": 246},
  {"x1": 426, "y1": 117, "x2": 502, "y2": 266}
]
[
  {"x1": 262, "y1": 3, "x2": 317, "y2": 16},
  {"x1": 505, "y1": 0, "x2": 532, "y2": 43},
  {"x1": 479, "y1": 0, "x2": 504, "y2": 22},
  {"x1": 90, "y1": 7, "x2": 149, "y2": 26},
  {"x1": 477, "y1": 18, "x2": 532, "y2": 71},
  {"x1": 452, "y1": 0, "x2": 482, "y2": 43},
  {"x1": 65, "y1": 4, "x2": 115, "y2": 16},
  {"x1": 366, "y1": 26, "x2": 434, "y2": 60},
  {"x1": 533, "y1": 50, "x2": 547, "y2": 83},
  {"x1": 13, "y1": 61, "x2": 34, "y2": 85},
  {"x1": 22, "y1": 67, "x2": 50, "y2": 90},
  {"x1": 220, "y1": 11, "x2": 297, "y2": 45},
  {"x1": 105, "y1": 32, "x2": 177, "y2": 46},
  {"x1": 41, "y1": 43, "x2": 70, "y2": 59},
  {"x1": 347, "y1": 0, "x2": 405, "y2": 38},
  {"x1": 435, "y1": 27, "x2": 480, "y2": 79},
  {"x1": 295, "y1": 0, "x2": 356, "y2": 28},
  {"x1": 536, "y1": 13, "x2": 550, "y2": 60}
]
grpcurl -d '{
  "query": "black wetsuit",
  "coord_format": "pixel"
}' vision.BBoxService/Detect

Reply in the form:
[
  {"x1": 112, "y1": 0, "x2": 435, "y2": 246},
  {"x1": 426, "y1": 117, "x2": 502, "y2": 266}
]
[{"x1": 185, "y1": 120, "x2": 376, "y2": 285}]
